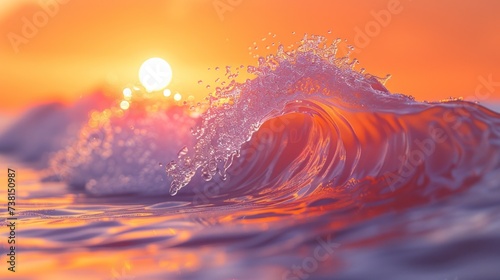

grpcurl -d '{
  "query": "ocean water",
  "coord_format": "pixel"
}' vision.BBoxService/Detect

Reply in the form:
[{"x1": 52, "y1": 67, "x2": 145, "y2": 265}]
[{"x1": 1, "y1": 36, "x2": 500, "y2": 280}]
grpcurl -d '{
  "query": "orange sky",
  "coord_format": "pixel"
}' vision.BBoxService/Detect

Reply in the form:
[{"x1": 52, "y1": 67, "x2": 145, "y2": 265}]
[{"x1": 1, "y1": 0, "x2": 499, "y2": 113}]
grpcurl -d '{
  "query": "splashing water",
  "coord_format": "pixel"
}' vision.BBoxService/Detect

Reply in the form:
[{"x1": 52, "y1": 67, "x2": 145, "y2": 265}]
[{"x1": 166, "y1": 34, "x2": 498, "y2": 200}]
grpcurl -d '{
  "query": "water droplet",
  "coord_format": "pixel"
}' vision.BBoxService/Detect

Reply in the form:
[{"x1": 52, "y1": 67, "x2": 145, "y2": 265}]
[
  {"x1": 165, "y1": 161, "x2": 176, "y2": 172},
  {"x1": 247, "y1": 66, "x2": 256, "y2": 74},
  {"x1": 198, "y1": 80, "x2": 203, "y2": 85},
  {"x1": 178, "y1": 146, "x2": 188, "y2": 158},
  {"x1": 202, "y1": 169, "x2": 212, "y2": 181},
  {"x1": 208, "y1": 160, "x2": 217, "y2": 172},
  {"x1": 169, "y1": 182, "x2": 179, "y2": 196}
]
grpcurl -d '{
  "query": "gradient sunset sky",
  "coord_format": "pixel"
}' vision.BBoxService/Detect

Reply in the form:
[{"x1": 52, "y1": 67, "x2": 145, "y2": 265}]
[{"x1": 1, "y1": 0, "x2": 499, "y2": 113}]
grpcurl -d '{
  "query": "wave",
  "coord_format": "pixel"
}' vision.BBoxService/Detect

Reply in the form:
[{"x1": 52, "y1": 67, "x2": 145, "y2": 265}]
[
  {"x1": 165, "y1": 34, "x2": 500, "y2": 205},
  {"x1": 2, "y1": 35, "x2": 499, "y2": 205},
  {"x1": 0, "y1": 91, "x2": 113, "y2": 167}
]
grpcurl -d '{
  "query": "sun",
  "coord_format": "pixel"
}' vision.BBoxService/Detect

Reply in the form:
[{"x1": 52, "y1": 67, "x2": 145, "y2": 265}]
[{"x1": 139, "y1": 57, "x2": 172, "y2": 92}]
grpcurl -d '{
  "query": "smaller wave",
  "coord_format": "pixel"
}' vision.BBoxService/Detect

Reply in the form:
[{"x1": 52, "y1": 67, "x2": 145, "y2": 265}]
[
  {"x1": 48, "y1": 91, "x2": 199, "y2": 195},
  {"x1": 0, "y1": 91, "x2": 113, "y2": 167}
]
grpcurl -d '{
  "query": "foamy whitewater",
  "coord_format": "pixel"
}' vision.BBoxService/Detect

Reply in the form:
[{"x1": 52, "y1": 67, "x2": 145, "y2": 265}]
[{"x1": 1, "y1": 35, "x2": 499, "y2": 279}]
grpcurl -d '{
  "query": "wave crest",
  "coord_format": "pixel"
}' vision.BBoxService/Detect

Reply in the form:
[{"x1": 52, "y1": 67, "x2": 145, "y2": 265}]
[{"x1": 166, "y1": 35, "x2": 500, "y2": 200}]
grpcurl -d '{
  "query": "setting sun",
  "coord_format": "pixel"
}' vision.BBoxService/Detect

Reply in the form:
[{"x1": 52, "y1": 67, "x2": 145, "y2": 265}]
[{"x1": 138, "y1": 57, "x2": 173, "y2": 92}]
